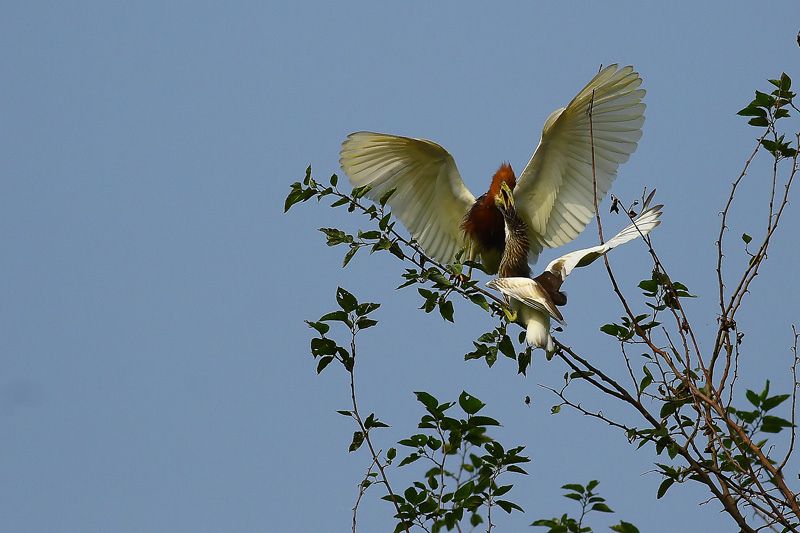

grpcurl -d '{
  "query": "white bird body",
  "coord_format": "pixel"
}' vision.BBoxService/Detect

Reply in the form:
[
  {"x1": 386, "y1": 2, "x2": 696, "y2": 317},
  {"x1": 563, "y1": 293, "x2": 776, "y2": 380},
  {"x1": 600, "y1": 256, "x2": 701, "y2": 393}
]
[
  {"x1": 339, "y1": 64, "x2": 646, "y2": 273},
  {"x1": 488, "y1": 277, "x2": 564, "y2": 352},
  {"x1": 487, "y1": 199, "x2": 662, "y2": 353}
]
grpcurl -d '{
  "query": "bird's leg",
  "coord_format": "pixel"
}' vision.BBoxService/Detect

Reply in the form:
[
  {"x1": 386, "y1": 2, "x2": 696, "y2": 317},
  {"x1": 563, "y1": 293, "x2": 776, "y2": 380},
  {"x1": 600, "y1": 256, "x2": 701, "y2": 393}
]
[
  {"x1": 454, "y1": 244, "x2": 475, "y2": 284},
  {"x1": 455, "y1": 266, "x2": 472, "y2": 284},
  {"x1": 502, "y1": 306, "x2": 518, "y2": 322}
]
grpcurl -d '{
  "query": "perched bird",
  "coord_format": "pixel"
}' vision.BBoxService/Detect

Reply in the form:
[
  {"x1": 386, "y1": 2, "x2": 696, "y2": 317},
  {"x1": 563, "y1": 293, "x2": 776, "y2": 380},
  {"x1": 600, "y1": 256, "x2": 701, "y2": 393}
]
[
  {"x1": 487, "y1": 182, "x2": 662, "y2": 353},
  {"x1": 339, "y1": 64, "x2": 645, "y2": 275}
]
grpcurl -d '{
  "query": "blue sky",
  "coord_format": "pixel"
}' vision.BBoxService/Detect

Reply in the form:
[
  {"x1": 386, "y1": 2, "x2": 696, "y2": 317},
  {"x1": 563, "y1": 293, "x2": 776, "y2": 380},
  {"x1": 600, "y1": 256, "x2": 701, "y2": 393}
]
[{"x1": 3, "y1": 3, "x2": 800, "y2": 532}]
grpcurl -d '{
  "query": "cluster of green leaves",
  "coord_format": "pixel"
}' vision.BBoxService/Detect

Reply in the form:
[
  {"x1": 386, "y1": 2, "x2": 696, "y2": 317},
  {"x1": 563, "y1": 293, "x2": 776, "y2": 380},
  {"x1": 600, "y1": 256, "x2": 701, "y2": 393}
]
[
  {"x1": 638, "y1": 271, "x2": 695, "y2": 312},
  {"x1": 387, "y1": 391, "x2": 529, "y2": 532},
  {"x1": 397, "y1": 259, "x2": 498, "y2": 323},
  {"x1": 397, "y1": 266, "x2": 464, "y2": 323},
  {"x1": 723, "y1": 381, "x2": 792, "y2": 483},
  {"x1": 307, "y1": 286, "x2": 379, "y2": 374},
  {"x1": 731, "y1": 380, "x2": 793, "y2": 436},
  {"x1": 465, "y1": 320, "x2": 535, "y2": 374},
  {"x1": 532, "y1": 481, "x2": 639, "y2": 533},
  {"x1": 286, "y1": 165, "x2": 500, "y2": 327},
  {"x1": 601, "y1": 271, "x2": 694, "y2": 343},
  {"x1": 305, "y1": 284, "x2": 530, "y2": 532},
  {"x1": 286, "y1": 166, "x2": 405, "y2": 267},
  {"x1": 597, "y1": 268, "x2": 706, "y2": 500},
  {"x1": 738, "y1": 72, "x2": 798, "y2": 159},
  {"x1": 647, "y1": 381, "x2": 794, "y2": 502}
]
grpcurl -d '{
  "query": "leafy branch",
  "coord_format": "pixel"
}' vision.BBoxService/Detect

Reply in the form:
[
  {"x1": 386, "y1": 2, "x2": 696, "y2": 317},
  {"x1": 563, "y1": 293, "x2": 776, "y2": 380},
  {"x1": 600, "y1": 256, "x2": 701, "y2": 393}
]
[{"x1": 290, "y1": 71, "x2": 799, "y2": 532}]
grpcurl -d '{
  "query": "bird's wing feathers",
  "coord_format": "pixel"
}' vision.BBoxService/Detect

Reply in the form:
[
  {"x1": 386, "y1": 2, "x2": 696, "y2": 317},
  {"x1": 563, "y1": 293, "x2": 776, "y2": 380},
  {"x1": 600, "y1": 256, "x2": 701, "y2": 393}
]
[
  {"x1": 340, "y1": 132, "x2": 476, "y2": 264},
  {"x1": 545, "y1": 199, "x2": 662, "y2": 281},
  {"x1": 486, "y1": 277, "x2": 566, "y2": 325},
  {"x1": 513, "y1": 65, "x2": 646, "y2": 258}
]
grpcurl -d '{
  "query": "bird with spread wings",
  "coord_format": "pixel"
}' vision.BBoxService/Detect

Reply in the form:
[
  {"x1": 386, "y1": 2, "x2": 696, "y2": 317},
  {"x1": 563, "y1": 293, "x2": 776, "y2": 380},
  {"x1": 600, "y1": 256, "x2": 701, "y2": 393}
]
[
  {"x1": 339, "y1": 64, "x2": 646, "y2": 275},
  {"x1": 487, "y1": 182, "x2": 662, "y2": 353}
]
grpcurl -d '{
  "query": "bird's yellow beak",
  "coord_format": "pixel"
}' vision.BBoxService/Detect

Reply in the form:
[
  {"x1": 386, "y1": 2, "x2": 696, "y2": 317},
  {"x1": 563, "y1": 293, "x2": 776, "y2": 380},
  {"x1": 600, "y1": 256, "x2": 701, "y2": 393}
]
[{"x1": 494, "y1": 181, "x2": 514, "y2": 211}]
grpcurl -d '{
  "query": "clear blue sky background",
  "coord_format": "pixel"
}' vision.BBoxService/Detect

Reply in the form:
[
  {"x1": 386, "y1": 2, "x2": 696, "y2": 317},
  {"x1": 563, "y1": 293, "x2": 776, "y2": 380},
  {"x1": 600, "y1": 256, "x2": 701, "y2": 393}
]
[{"x1": 3, "y1": 3, "x2": 800, "y2": 532}]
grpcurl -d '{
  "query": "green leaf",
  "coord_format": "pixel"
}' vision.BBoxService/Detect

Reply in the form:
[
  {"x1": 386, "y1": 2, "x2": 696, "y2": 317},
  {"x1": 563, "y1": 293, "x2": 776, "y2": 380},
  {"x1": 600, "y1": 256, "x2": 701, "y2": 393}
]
[
  {"x1": 477, "y1": 332, "x2": 496, "y2": 343},
  {"x1": 305, "y1": 320, "x2": 330, "y2": 335},
  {"x1": 754, "y1": 90, "x2": 775, "y2": 107},
  {"x1": 316, "y1": 356, "x2": 334, "y2": 374},
  {"x1": 469, "y1": 293, "x2": 491, "y2": 312},
  {"x1": 517, "y1": 349, "x2": 531, "y2": 374},
  {"x1": 748, "y1": 116, "x2": 769, "y2": 127},
  {"x1": 761, "y1": 415, "x2": 792, "y2": 433},
  {"x1": 398, "y1": 453, "x2": 420, "y2": 467},
  {"x1": 336, "y1": 287, "x2": 359, "y2": 312},
  {"x1": 660, "y1": 401, "x2": 678, "y2": 418},
  {"x1": 329, "y1": 196, "x2": 349, "y2": 208},
  {"x1": 358, "y1": 229, "x2": 381, "y2": 241},
  {"x1": 370, "y1": 237, "x2": 392, "y2": 253},
  {"x1": 638, "y1": 278, "x2": 659, "y2": 293},
  {"x1": 356, "y1": 302, "x2": 380, "y2": 316},
  {"x1": 530, "y1": 518, "x2": 560, "y2": 527},
  {"x1": 388, "y1": 242, "x2": 404, "y2": 260},
  {"x1": 493, "y1": 484, "x2": 513, "y2": 497},
  {"x1": 319, "y1": 310, "x2": 349, "y2": 323},
  {"x1": 759, "y1": 380, "x2": 772, "y2": 402},
  {"x1": 762, "y1": 393, "x2": 791, "y2": 411},
  {"x1": 496, "y1": 499, "x2": 523, "y2": 514},
  {"x1": 364, "y1": 413, "x2": 389, "y2": 429},
  {"x1": 318, "y1": 227, "x2": 349, "y2": 246},
  {"x1": 469, "y1": 415, "x2": 500, "y2": 427},
  {"x1": 779, "y1": 72, "x2": 792, "y2": 91},
  {"x1": 284, "y1": 183, "x2": 312, "y2": 212},
  {"x1": 310, "y1": 337, "x2": 337, "y2": 357},
  {"x1": 342, "y1": 245, "x2": 359, "y2": 267},
  {"x1": 737, "y1": 105, "x2": 767, "y2": 117},
  {"x1": 611, "y1": 521, "x2": 640, "y2": 533},
  {"x1": 742, "y1": 233, "x2": 752, "y2": 244},
  {"x1": 329, "y1": 173, "x2": 338, "y2": 187},
  {"x1": 591, "y1": 503, "x2": 613, "y2": 513},
  {"x1": 378, "y1": 213, "x2": 392, "y2": 231},
  {"x1": 415, "y1": 391, "x2": 440, "y2": 411},
  {"x1": 379, "y1": 187, "x2": 397, "y2": 206},
  {"x1": 640, "y1": 365, "x2": 653, "y2": 391},
  {"x1": 507, "y1": 465, "x2": 528, "y2": 475},
  {"x1": 351, "y1": 185, "x2": 372, "y2": 199},
  {"x1": 349, "y1": 431, "x2": 365, "y2": 452},
  {"x1": 498, "y1": 334, "x2": 516, "y2": 359},
  {"x1": 459, "y1": 392, "x2": 485, "y2": 415},
  {"x1": 561, "y1": 483, "x2": 585, "y2": 493},
  {"x1": 656, "y1": 478, "x2": 675, "y2": 499},
  {"x1": 356, "y1": 317, "x2": 378, "y2": 330},
  {"x1": 746, "y1": 389, "x2": 761, "y2": 408},
  {"x1": 439, "y1": 299, "x2": 455, "y2": 322},
  {"x1": 453, "y1": 480, "x2": 474, "y2": 501}
]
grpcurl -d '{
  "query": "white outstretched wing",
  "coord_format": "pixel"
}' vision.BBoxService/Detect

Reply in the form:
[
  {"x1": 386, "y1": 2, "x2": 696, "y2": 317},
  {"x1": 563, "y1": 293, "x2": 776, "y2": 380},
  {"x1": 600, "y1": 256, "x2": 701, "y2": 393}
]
[
  {"x1": 545, "y1": 198, "x2": 662, "y2": 281},
  {"x1": 486, "y1": 277, "x2": 566, "y2": 325},
  {"x1": 513, "y1": 64, "x2": 646, "y2": 259},
  {"x1": 339, "y1": 132, "x2": 476, "y2": 265}
]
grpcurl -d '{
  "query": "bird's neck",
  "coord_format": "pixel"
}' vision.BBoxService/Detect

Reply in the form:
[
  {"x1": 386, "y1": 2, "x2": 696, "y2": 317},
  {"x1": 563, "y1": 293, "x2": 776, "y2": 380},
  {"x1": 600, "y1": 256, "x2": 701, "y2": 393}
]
[{"x1": 499, "y1": 213, "x2": 531, "y2": 279}]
